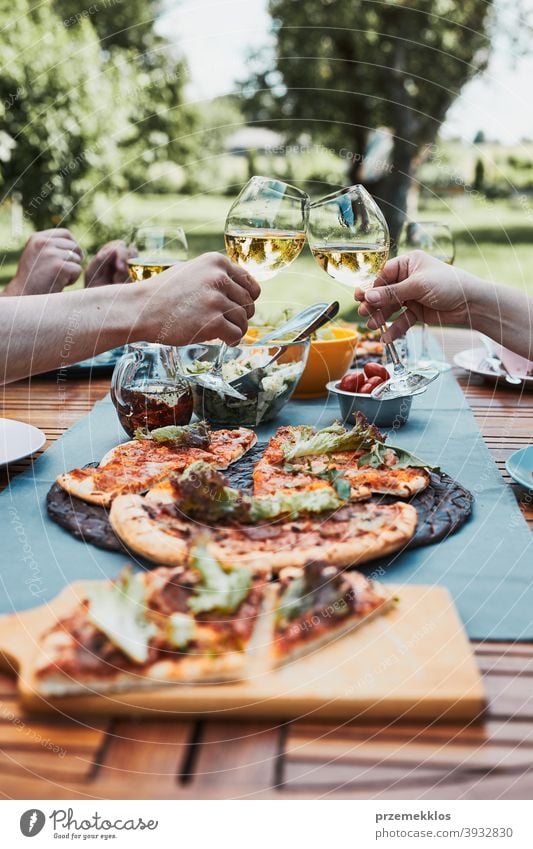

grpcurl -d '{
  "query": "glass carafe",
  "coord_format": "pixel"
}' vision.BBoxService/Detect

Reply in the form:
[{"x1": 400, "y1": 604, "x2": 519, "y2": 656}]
[{"x1": 110, "y1": 343, "x2": 193, "y2": 438}]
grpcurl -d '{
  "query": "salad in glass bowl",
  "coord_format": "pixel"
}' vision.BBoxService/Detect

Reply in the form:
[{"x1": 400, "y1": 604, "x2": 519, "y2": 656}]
[{"x1": 178, "y1": 341, "x2": 309, "y2": 427}]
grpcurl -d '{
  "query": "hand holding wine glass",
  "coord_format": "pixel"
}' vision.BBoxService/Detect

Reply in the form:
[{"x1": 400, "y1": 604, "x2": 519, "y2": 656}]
[
  {"x1": 396, "y1": 221, "x2": 455, "y2": 372},
  {"x1": 192, "y1": 177, "x2": 309, "y2": 399},
  {"x1": 307, "y1": 185, "x2": 439, "y2": 400}
]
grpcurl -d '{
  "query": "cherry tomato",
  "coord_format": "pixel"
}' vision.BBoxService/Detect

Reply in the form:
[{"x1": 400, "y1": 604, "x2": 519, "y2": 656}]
[
  {"x1": 363, "y1": 362, "x2": 389, "y2": 381},
  {"x1": 339, "y1": 371, "x2": 366, "y2": 393}
]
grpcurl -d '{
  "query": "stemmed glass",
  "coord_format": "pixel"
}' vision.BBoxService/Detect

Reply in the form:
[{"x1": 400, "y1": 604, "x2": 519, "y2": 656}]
[
  {"x1": 194, "y1": 176, "x2": 309, "y2": 399},
  {"x1": 127, "y1": 225, "x2": 188, "y2": 281},
  {"x1": 307, "y1": 185, "x2": 439, "y2": 400},
  {"x1": 397, "y1": 221, "x2": 455, "y2": 372}
]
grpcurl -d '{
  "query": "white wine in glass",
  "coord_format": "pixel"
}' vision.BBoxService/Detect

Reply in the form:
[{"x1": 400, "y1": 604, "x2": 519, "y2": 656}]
[
  {"x1": 127, "y1": 225, "x2": 188, "y2": 281},
  {"x1": 310, "y1": 243, "x2": 390, "y2": 288},
  {"x1": 397, "y1": 221, "x2": 455, "y2": 372},
  {"x1": 193, "y1": 177, "x2": 309, "y2": 399},
  {"x1": 225, "y1": 230, "x2": 306, "y2": 282},
  {"x1": 224, "y1": 176, "x2": 308, "y2": 282},
  {"x1": 308, "y1": 185, "x2": 439, "y2": 400}
]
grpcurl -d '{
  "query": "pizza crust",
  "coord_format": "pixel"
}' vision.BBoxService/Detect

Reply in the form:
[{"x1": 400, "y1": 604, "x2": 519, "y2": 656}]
[
  {"x1": 56, "y1": 429, "x2": 257, "y2": 507},
  {"x1": 109, "y1": 495, "x2": 417, "y2": 573}
]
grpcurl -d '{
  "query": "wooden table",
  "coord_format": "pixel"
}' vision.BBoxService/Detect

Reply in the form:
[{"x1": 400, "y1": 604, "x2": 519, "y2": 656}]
[{"x1": 1, "y1": 328, "x2": 532, "y2": 801}]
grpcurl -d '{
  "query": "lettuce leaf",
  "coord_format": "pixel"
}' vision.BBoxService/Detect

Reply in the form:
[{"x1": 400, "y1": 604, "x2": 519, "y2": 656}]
[
  {"x1": 282, "y1": 415, "x2": 384, "y2": 461},
  {"x1": 187, "y1": 545, "x2": 252, "y2": 615},
  {"x1": 171, "y1": 463, "x2": 343, "y2": 524},
  {"x1": 86, "y1": 568, "x2": 156, "y2": 665},
  {"x1": 134, "y1": 420, "x2": 210, "y2": 449},
  {"x1": 250, "y1": 488, "x2": 343, "y2": 521},
  {"x1": 358, "y1": 441, "x2": 438, "y2": 471},
  {"x1": 171, "y1": 461, "x2": 252, "y2": 524},
  {"x1": 167, "y1": 612, "x2": 195, "y2": 649}
]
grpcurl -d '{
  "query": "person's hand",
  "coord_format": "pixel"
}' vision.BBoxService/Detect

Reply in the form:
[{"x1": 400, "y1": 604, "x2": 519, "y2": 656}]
[
  {"x1": 355, "y1": 251, "x2": 479, "y2": 342},
  {"x1": 5, "y1": 229, "x2": 83, "y2": 296},
  {"x1": 85, "y1": 240, "x2": 133, "y2": 288},
  {"x1": 139, "y1": 252, "x2": 261, "y2": 346}
]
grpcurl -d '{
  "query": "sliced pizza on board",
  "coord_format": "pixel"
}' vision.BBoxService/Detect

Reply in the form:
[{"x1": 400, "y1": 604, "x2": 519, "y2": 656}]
[
  {"x1": 35, "y1": 552, "x2": 271, "y2": 696},
  {"x1": 269, "y1": 562, "x2": 394, "y2": 665},
  {"x1": 33, "y1": 556, "x2": 394, "y2": 697},
  {"x1": 56, "y1": 422, "x2": 257, "y2": 507}
]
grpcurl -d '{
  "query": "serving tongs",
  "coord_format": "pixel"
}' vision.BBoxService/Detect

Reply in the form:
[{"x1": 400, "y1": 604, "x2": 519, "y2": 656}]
[
  {"x1": 187, "y1": 302, "x2": 340, "y2": 399},
  {"x1": 228, "y1": 301, "x2": 340, "y2": 397}
]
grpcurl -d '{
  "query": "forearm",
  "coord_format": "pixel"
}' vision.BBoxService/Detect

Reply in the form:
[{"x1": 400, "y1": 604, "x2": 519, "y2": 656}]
[
  {"x1": 466, "y1": 277, "x2": 533, "y2": 359},
  {"x1": 0, "y1": 284, "x2": 149, "y2": 384}
]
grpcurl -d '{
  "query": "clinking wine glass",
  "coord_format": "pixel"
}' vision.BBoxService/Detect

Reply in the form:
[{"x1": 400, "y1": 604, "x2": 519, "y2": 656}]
[
  {"x1": 307, "y1": 185, "x2": 439, "y2": 400},
  {"x1": 193, "y1": 176, "x2": 309, "y2": 399},
  {"x1": 127, "y1": 225, "x2": 188, "y2": 281},
  {"x1": 397, "y1": 221, "x2": 455, "y2": 373}
]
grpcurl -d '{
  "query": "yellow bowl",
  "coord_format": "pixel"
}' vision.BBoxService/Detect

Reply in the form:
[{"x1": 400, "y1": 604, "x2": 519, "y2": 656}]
[{"x1": 293, "y1": 326, "x2": 359, "y2": 399}]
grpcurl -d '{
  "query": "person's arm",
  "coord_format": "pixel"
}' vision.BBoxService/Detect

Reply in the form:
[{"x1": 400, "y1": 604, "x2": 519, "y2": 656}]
[
  {"x1": 0, "y1": 253, "x2": 260, "y2": 384},
  {"x1": 355, "y1": 251, "x2": 533, "y2": 360},
  {"x1": 2, "y1": 229, "x2": 83, "y2": 296}
]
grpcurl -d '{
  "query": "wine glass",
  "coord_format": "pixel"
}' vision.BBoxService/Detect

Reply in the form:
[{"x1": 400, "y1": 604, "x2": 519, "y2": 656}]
[
  {"x1": 193, "y1": 177, "x2": 309, "y2": 399},
  {"x1": 397, "y1": 221, "x2": 455, "y2": 372},
  {"x1": 127, "y1": 225, "x2": 188, "y2": 281},
  {"x1": 307, "y1": 185, "x2": 439, "y2": 400},
  {"x1": 224, "y1": 175, "x2": 308, "y2": 281}
]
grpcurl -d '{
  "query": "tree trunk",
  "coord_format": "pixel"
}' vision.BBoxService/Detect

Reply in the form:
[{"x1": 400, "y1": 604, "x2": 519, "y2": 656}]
[{"x1": 352, "y1": 136, "x2": 413, "y2": 253}]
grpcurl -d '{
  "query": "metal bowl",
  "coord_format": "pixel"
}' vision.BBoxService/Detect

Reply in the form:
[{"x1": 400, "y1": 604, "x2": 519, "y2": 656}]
[{"x1": 326, "y1": 379, "x2": 413, "y2": 428}]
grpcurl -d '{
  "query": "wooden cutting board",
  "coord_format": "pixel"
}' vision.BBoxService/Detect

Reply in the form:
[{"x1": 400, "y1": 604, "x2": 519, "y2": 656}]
[{"x1": 0, "y1": 583, "x2": 485, "y2": 722}]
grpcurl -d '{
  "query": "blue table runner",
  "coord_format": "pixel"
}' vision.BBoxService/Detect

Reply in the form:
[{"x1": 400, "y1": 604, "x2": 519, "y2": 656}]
[{"x1": 1, "y1": 338, "x2": 532, "y2": 640}]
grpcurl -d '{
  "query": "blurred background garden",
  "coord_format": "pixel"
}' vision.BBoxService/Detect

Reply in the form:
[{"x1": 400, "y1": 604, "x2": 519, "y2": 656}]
[{"x1": 2, "y1": 0, "x2": 533, "y2": 320}]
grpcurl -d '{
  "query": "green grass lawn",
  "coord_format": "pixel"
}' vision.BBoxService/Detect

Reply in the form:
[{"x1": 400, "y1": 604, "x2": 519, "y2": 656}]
[{"x1": 1, "y1": 192, "x2": 532, "y2": 320}]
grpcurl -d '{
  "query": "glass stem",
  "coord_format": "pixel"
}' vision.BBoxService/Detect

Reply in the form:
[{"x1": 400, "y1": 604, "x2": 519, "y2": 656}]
[
  {"x1": 375, "y1": 310, "x2": 406, "y2": 375},
  {"x1": 420, "y1": 322, "x2": 431, "y2": 362}
]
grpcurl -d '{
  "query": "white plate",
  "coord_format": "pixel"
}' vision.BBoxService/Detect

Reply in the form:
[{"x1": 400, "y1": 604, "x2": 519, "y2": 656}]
[
  {"x1": 0, "y1": 418, "x2": 46, "y2": 465},
  {"x1": 453, "y1": 347, "x2": 533, "y2": 385}
]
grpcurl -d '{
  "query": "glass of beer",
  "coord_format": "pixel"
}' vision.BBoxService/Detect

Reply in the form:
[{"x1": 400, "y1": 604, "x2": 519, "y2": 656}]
[{"x1": 127, "y1": 225, "x2": 189, "y2": 281}]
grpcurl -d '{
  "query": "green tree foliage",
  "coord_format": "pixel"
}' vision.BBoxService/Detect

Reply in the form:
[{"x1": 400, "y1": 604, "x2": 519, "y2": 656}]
[
  {"x1": 242, "y1": 0, "x2": 495, "y2": 241},
  {"x1": 0, "y1": 0, "x2": 193, "y2": 229}
]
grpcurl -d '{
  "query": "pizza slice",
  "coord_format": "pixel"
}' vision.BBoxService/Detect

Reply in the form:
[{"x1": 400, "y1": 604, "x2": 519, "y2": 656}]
[
  {"x1": 56, "y1": 421, "x2": 257, "y2": 507},
  {"x1": 109, "y1": 462, "x2": 417, "y2": 573},
  {"x1": 253, "y1": 419, "x2": 431, "y2": 500},
  {"x1": 34, "y1": 551, "x2": 271, "y2": 696},
  {"x1": 269, "y1": 561, "x2": 394, "y2": 665}
]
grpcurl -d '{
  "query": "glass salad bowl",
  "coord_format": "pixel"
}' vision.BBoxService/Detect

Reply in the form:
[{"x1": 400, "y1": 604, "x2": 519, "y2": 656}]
[{"x1": 179, "y1": 341, "x2": 310, "y2": 427}]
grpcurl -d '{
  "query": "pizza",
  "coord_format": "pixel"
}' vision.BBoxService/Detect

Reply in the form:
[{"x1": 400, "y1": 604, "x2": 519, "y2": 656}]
[
  {"x1": 34, "y1": 554, "x2": 272, "y2": 695},
  {"x1": 253, "y1": 422, "x2": 430, "y2": 500},
  {"x1": 56, "y1": 422, "x2": 257, "y2": 507},
  {"x1": 270, "y1": 562, "x2": 394, "y2": 665},
  {"x1": 109, "y1": 471, "x2": 417, "y2": 573},
  {"x1": 34, "y1": 556, "x2": 393, "y2": 696}
]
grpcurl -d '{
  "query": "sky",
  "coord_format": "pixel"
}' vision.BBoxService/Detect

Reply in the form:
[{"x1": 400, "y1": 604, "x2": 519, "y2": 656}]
[{"x1": 158, "y1": 0, "x2": 533, "y2": 145}]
